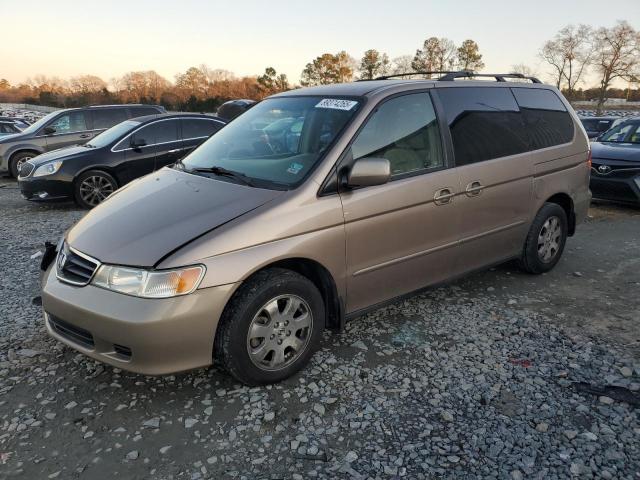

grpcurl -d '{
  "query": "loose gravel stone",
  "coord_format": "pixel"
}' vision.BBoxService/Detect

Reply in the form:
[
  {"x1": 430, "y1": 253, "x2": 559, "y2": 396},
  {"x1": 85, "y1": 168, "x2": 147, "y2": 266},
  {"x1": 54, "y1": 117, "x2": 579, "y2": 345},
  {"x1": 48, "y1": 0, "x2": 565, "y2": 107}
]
[{"x1": 0, "y1": 183, "x2": 638, "y2": 479}]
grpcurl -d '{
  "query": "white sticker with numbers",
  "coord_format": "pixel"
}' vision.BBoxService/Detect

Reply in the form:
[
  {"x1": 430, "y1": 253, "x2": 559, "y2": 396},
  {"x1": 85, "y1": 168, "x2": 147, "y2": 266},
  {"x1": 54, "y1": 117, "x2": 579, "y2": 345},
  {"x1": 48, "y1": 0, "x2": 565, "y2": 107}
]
[{"x1": 315, "y1": 99, "x2": 358, "y2": 110}]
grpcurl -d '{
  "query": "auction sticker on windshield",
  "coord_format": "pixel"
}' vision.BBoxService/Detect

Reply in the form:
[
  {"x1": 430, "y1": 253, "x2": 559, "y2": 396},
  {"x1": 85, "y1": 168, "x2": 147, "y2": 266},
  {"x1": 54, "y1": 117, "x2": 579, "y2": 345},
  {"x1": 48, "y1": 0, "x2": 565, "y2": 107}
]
[{"x1": 315, "y1": 99, "x2": 358, "y2": 110}]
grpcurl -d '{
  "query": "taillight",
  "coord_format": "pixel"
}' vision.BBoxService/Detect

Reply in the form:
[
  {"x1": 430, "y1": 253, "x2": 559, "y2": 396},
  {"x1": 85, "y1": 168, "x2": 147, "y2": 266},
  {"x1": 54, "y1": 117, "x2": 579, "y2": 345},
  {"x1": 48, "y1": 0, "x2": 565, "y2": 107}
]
[{"x1": 587, "y1": 149, "x2": 592, "y2": 169}]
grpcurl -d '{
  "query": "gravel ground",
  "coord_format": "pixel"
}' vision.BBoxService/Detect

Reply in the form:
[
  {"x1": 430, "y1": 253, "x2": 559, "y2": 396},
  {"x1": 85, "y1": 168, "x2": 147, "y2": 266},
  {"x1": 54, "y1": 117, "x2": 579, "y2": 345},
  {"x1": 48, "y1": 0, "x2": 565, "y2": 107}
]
[{"x1": 0, "y1": 178, "x2": 639, "y2": 480}]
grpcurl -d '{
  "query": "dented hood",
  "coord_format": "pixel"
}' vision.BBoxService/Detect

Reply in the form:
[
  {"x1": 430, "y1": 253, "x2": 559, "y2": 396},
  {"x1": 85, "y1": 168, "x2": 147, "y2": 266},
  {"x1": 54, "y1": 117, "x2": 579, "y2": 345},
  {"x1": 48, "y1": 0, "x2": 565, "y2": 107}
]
[{"x1": 67, "y1": 168, "x2": 283, "y2": 267}]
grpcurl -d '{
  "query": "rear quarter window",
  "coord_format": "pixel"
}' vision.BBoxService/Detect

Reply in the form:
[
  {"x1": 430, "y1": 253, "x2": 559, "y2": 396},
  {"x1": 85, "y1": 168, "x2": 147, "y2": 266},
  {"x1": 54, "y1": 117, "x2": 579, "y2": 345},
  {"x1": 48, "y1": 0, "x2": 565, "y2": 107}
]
[
  {"x1": 92, "y1": 108, "x2": 127, "y2": 130},
  {"x1": 438, "y1": 87, "x2": 530, "y2": 165},
  {"x1": 511, "y1": 88, "x2": 574, "y2": 149},
  {"x1": 181, "y1": 118, "x2": 223, "y2": 140}
]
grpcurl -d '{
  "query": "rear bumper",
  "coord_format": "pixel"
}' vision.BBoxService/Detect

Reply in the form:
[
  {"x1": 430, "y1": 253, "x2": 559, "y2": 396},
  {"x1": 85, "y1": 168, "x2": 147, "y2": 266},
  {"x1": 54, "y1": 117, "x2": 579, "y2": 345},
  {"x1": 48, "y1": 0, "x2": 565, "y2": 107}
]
[
  {"x1": 590, "y1": 175, "x2": 640, "y2": 206},
  {"x1": 19, "y1": 176, "x2": 74, "y2": 201},
  {"x1": 41, "y1": 265, "x2": 239, "y2": 375}
]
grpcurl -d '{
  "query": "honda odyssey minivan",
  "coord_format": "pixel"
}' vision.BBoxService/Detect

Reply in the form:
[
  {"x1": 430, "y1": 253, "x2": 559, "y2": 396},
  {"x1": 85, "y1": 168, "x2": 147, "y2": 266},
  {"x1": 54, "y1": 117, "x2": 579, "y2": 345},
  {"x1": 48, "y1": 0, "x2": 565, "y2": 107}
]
[{"x1": 41, "y1": 71, "x2": 591, "y2": 385}]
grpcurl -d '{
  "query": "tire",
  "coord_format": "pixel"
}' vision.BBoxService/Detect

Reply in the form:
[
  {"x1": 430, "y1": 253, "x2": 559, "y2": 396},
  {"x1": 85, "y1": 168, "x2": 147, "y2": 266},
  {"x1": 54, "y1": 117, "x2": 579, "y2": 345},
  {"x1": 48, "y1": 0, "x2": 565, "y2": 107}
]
[
  {"x1": 214, "y1": 268, "x2": 325, "y2": 385},
  {"x1": 9, "y1": 151, "x2": 38, "y2": 178},
  {"x1": 518, "y1": 202, "x2": 568, "y2": 274},
  {"x1": 74, "y1": 170, "x2": 118, "y2": 209}
]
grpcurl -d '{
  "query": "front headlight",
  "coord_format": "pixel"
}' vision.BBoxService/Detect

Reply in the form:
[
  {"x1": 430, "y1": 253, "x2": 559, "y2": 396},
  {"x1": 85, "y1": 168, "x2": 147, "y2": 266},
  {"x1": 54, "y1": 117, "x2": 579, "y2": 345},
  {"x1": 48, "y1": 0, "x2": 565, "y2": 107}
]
[
  {"x1": 92, "y1": 265, "x2": 205, "y2": 298},
  {"x1": 33, "y1": 160, "x2": 63, "y2": 177}
]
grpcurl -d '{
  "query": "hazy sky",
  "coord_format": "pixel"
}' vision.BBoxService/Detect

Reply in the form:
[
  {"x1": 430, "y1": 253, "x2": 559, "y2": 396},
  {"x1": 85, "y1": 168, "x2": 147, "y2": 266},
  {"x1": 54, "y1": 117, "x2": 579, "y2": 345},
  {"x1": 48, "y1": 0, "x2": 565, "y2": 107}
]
[{"x1": 1, "y1": 0, "x2": 638, "y2": 87}]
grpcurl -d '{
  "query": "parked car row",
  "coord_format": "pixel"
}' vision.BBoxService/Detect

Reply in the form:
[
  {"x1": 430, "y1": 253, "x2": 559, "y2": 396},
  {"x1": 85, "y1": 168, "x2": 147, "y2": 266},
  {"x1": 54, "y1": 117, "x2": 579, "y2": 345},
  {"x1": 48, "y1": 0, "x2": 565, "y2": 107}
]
[{"x1": 18, "y1": 113, "x2": 226, "y2": 208}]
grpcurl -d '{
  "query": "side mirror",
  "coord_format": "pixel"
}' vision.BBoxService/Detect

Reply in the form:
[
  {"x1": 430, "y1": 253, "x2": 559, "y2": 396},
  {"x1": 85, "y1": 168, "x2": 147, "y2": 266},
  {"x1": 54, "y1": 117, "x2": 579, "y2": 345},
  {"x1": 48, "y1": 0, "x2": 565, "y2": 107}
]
[
  {"x1": 130, "y1": 138, "x2": 147, "y2": 149},
  {"x1": 346, "y1": 157, "x2": 391, "y2": 188},
  {"x1": 43, "y1": 126, "x2": 56, "y2": 135}
]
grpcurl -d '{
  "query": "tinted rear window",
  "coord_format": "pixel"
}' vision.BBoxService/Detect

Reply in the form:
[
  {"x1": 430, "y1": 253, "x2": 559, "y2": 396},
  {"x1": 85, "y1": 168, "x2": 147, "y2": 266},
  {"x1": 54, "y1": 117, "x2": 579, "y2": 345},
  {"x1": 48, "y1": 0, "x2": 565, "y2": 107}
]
[
  {"x1": 130, "y1": 106, "x2": 161, "y2": 118},
  {"x1": 92, "y1": 108, "x2": 127, "y2": 130},
  {"x1": 182, "y1": 118, "x2": 223, "y2": 139},
  {"x1": 438, "y1": 87, "x2": 530, "y2": 165},
  {"x1": 511, "y1": 88, "x2": 574, "y2": 149}
]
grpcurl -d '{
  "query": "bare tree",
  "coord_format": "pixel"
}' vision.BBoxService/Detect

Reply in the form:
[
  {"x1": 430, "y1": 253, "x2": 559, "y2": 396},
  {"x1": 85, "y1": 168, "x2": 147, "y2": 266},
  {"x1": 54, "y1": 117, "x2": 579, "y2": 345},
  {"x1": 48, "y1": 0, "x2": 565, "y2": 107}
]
[
  {"x1": 540, "y1": 24, "x2": 593, "y2": 97},
  {"x1": 412, "y1": 37, "x2": 456, "y2": 77},
  {"x1": 391, "y1": 55, "x2": 414, "y2": 75},
  {"x1": 592, "y1": 21, "x2": 640, "y2": 113}
]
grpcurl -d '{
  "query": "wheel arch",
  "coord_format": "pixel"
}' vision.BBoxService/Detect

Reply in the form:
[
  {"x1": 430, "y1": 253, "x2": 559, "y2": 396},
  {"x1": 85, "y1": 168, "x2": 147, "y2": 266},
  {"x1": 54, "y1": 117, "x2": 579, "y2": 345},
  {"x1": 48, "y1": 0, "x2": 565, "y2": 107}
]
[
  {"x1": 544, "y1": 192, "x2": 575, "y2": 236},
  {"x1": 229, "y1": 257, "x2": 343, "y2": 331},
  {"x1": 74, "y1": 166, "x2": 121, "y2": 188}
]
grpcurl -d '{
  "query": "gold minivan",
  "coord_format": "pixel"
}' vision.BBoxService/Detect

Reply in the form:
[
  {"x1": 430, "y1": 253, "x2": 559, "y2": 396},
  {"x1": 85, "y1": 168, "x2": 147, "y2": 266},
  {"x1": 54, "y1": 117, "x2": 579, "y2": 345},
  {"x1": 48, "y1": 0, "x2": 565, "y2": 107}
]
[{"x1": 41, "y1": 72, "x2": 591, "y2": 385}]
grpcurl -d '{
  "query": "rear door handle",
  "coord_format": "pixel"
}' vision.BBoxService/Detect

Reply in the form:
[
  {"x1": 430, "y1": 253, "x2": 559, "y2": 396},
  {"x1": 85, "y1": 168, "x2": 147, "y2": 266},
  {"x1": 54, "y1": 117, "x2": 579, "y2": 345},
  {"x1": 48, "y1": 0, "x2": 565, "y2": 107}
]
[
  {"x1": 465, "y1": 181, "x2": 484, "y2": 197},
  {"x1": 79, "y1": 133, "x2": 92, "y2": 139},
  {"x1": 434, "y1": 188, "x2": 455, "y2": 205},
  {"x1": 168, "y1": 148, "x2": 183, "y2": 154}
]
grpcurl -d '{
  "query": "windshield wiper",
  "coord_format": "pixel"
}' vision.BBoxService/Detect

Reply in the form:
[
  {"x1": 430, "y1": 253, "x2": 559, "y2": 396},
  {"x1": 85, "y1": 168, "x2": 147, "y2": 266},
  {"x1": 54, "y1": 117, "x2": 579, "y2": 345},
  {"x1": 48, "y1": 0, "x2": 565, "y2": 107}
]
[{"x1": 192, "y1": 166, "x2": 257, "y2": 187}]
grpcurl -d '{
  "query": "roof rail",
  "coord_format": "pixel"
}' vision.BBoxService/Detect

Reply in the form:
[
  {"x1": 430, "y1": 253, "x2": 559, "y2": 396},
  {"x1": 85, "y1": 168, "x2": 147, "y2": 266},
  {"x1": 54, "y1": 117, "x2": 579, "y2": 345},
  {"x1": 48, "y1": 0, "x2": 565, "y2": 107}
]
[
  {"x1": 373, "y1": 71, "x2": 458, "y2": 80},
  {"x1": 371, "y1": 70, "x2": 542, "y2": 84},
  {"x1": 438, "y1": 71, "x2": 542, "y2": 83}
]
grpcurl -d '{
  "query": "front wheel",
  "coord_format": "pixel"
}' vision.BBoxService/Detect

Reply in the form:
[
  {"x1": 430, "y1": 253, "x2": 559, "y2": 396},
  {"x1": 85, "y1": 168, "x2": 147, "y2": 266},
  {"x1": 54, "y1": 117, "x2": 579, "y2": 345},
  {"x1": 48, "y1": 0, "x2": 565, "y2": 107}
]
[
  {"x1": 518, "y1": 202, "x2": 568, "y2": 274},
  {"x1": 74, "y1": 170, "x2": 117, "y2": 209},
  {"x1": 10, "y1": 151, "x2": 37, "y2": 178},
  {"x1": 214, "y1": 268, "x2": 325, "y2": 385}
]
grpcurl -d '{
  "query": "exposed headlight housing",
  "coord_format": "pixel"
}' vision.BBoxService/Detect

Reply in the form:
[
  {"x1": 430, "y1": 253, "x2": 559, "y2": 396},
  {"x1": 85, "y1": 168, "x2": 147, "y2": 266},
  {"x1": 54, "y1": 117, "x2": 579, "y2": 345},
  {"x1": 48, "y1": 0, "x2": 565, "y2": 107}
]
[
  {"x1": 92, "y1": 265, "x2": 205, "y2": 298},
  {"x1": 33, "y1": 160, "x2": 63, "y2": 177}
]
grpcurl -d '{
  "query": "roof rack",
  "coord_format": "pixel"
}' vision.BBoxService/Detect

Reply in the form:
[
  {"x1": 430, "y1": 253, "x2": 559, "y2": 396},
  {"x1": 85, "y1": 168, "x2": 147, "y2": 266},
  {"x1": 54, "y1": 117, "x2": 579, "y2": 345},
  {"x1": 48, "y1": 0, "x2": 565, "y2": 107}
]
[
  {"x1": 373, "y1": 71, "x2": 457, "y2": 80},
  {"x1": 372, "y1": 70, "x2": 542, "y2": 84},
  {"x1": 438, "y1": 71, "x2": 542, "y2": 83}
]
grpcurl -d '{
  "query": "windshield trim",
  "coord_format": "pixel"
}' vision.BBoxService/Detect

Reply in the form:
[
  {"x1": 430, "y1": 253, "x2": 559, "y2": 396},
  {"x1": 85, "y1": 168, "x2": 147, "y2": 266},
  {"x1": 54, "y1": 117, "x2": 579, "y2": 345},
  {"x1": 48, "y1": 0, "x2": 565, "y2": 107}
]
[{"x1": 181, "y1": 95, "x2": 366, "y2": 191}]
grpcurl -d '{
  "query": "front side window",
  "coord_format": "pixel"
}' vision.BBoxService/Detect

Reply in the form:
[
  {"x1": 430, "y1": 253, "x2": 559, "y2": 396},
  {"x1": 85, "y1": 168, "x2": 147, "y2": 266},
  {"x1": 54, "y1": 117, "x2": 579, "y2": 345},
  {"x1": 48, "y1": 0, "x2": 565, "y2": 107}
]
[
  {"x1": 47, "y1": 111, "x2": 88, "y2": 134},
  {"x1": 350, "y1": 92, "x2": 444, "y2": 177},
  {"x1": 92, "y1": 108, "x2": 127, "y2": 130},
  {"x1": 182, "y1": 119, "x2": 224, "y2": 140},
  {"x1": 182, "y1": 96, "x2": 360, "y2": 189},
  {"x1": 512, "y1": 88, "x2": 574, "y2": 149},
  {"x1": 87, "y1": 120, "x2": 140, "y2": 149},
  {"x1": 599, "y1": 121, "x2": 640, "y2": 144},
  {"x1": 439, "y1": 87, "x2": 529, "y2": 165}
]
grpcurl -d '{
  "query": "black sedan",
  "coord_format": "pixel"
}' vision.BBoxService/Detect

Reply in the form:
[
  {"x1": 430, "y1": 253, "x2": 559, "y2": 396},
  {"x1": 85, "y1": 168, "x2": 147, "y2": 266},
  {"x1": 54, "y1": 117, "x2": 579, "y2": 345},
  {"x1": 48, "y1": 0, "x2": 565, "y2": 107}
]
[
  {"x1": 579, "y1": 116, "x2": 619, "y2": 140},
  {"x1": 589, "y1": 117, "x2": 640, "y2": 206},
  {"x1": 18, "y1": 113, "x2": 225, "y2": 208}
]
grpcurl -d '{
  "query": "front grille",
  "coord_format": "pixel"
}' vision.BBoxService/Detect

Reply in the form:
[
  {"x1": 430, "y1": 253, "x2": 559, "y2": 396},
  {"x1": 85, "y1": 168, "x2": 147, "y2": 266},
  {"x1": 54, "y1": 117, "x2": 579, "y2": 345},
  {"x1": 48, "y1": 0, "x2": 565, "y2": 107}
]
[
  {"x1": 592, "y1": 163, "x2": 640, "y2": 179},
  {"x1": 48, "y1": 314, "x2": 94, "y2": 348},
  {"x1": 19, "y1": 161, "x2": 35, "y2": 177},
  {"x1": 56, "y1": 244, "x2": 100, "y2": 286}
]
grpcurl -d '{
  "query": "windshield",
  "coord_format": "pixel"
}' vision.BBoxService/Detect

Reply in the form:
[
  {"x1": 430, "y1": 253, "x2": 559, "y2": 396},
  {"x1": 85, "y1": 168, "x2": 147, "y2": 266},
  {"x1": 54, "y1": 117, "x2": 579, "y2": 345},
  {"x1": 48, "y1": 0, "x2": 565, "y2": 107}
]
[
  {"x1": 19, "y1": 111, "x2": 61, "y2": 135},
  {"x1": 86, "y1": 120, "x2": 140, "y2": 149},
  {"x1": 181, "y1": 96, "x2": 361, "y2": 189},
  {"x1": 598, "y1": 120, "x2": 640, "y2": 143}
]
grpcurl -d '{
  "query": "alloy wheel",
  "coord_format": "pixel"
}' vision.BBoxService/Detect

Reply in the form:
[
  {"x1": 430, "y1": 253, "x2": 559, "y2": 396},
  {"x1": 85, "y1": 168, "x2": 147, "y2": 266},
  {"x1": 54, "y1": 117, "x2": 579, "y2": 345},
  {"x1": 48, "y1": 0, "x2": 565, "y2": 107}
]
[
  {"x1": 16, "y1": 156, "x2": 32, "y2": 173},
  {"x1": 537, "y1": 216, "x2": 562, "y2": 263},
  {"x1": 246, "y1": 294, "x2": 313, "y2": 371},
  {"x1": 79, "y1": 175, "x2": 115, "y2": 207}
]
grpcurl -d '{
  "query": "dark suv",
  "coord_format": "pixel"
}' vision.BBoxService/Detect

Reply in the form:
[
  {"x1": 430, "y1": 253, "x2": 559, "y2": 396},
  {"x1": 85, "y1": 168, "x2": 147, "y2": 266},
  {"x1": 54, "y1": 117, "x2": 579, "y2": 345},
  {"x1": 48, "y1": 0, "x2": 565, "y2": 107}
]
[{"x1": 0, "y1": 104, "x2": 165, "y2": 177}]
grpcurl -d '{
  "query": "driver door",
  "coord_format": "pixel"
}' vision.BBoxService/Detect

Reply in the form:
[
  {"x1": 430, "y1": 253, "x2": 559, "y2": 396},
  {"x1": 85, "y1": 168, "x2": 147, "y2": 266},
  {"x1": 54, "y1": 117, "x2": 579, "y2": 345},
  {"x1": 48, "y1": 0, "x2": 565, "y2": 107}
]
[
  {"x1": 42, "y1": 111, "x2": 92, "y2": 151},
  {"x1": 339, "y1": 92, "x2": 463, "y2": 313}
]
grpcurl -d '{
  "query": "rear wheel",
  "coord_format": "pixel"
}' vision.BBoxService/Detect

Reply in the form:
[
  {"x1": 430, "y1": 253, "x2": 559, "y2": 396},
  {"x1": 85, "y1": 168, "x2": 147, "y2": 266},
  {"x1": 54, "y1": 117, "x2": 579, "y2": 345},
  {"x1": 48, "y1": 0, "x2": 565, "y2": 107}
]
[
  {"x1": 214, "y1": 268, "x2": 325, "y2": 385},
  {"x1": 10, "y1": 151, "x2": 37, "y2": 178},
  {"x1": 519, "y1": 202, "x2": 568, "y2": 274},
  {"x1": 74, "y1": 170, "x2": 117, "y2": 209}
]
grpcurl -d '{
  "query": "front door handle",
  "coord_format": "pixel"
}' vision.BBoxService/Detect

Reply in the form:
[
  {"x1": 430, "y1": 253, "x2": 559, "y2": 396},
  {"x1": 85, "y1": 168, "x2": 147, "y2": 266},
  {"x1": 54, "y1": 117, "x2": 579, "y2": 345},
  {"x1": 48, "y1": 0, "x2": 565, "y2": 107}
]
[
  {"x1": 465, "y1": 181, "x2": 484, "y2": 197},
  {"x1": 434, "y1": 188, "x2": 455, "y2": 205},
  {"x1": 79, "y1": 133, "x2": 92, "y2": 139},
  {"x1": 168, "y1": 148, "x2": 183, "y2": 154}
]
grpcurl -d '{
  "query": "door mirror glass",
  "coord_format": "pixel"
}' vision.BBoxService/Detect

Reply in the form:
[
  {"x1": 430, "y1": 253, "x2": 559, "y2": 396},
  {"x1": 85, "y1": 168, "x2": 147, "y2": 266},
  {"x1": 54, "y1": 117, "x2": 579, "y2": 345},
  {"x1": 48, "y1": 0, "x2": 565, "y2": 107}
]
[
  {"x1": 43, "y1": 126, "x2": 56, "y2": 135},
  {"x1": 347, "y1": 157, "x2": 390, "y2": 187}
]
